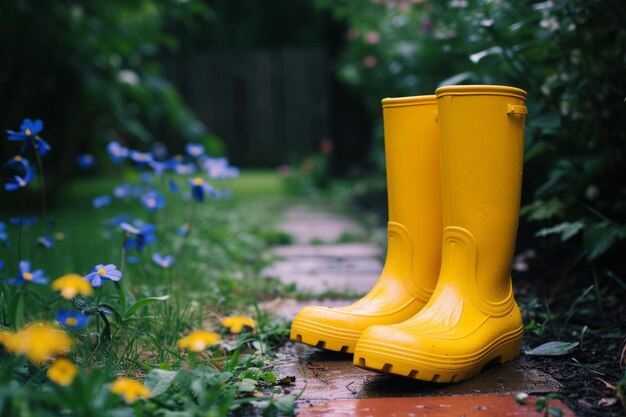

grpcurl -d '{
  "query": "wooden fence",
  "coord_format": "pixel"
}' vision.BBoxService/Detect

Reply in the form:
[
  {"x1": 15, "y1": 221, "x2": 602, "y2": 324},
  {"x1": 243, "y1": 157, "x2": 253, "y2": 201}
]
[{"x1": 164, "y1": 48, "x2": 330, "y2": 167}]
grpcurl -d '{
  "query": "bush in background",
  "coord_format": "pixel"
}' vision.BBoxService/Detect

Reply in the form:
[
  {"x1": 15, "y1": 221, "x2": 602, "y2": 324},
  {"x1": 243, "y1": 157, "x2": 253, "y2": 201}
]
[{"x1": 316, "y1": 0, "x2": 626, "y2": 285}]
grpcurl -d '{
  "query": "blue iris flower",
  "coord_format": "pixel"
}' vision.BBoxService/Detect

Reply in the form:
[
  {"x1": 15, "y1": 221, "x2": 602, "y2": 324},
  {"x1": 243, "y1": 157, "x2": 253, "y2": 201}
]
[
  {"x1": 141, "y1": 191, "x2": 165, "y2": 211},
  {"x1": 93, "y1": 195, "x2": 112, "y2": 208},
  {"x1": 152, "y1": 253, "x2": 174, "y2": 268},
  {"x1": 188, "y1": 177, "x2": 216, "y2": 203},
  {"x1": 56, "y1": 310, "x2": 89, "y2": 329},
  {"x1": 120, "y1": 222, "x2": 157, "y2": 252},
  {"x1": 6, "y1": 260, "x2": 48, "y2": 285},
  {"x1": 5, "y1": 157, "x2": 35, "y2": 191},
  {"x1": 185, "y1": 143, "x2": 205, "y2": 158},
  {"x1": 6, "y1": 119, "x2": 51, "y2": 156},
  {"x1": 84, "y1": 264, "x2": 122, "y2": 287},
  {"x1": 107, "y1": 141, "x2": 129, "y2": 163},
  {"x1": 76, "y1": 153, "x2": 95, "y2": 170}
]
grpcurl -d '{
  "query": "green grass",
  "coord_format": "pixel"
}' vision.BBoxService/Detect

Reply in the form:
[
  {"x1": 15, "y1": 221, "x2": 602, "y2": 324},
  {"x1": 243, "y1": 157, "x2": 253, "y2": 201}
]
[{"x1": 0, "y1": 168, "x2": 299, "y2": 416}]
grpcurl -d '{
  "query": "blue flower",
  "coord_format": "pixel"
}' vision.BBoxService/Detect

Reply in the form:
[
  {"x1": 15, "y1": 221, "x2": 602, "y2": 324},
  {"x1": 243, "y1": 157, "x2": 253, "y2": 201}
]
[
  {"x1": 4, "y1": 155, "x2": 28, "y2": 170},
  {"x1": 177, "y1": 223, "x2": 190, "y2": 236},
  {"x1": 0, "y1": 260, "x2": 3, "y2": 270},
  {"x1": 56, "y1": 310, "x2": 89, "y2": 329},
  {"x1": 6, "y1": 119, "x2": 50, "y2": 156},
  {"x1": 175, "y1": 162, "x2": 196, "y2": 175},
  {"x1": 93, "y1": 195, "x2": 112, "y2": 208},
  {"x1": 120, "y1": 222, "x2": 156, "y2": 252},
  {"x1": 130, "y1": 151, "x2": 153, "y2": 166},
  {"x1": 166, "y1": 155, "x2": 184, "y2": 171},
  {"x1": 107, "y1": 141, "x2": 129, "y2": 163},
  {"x1": 152, "y1": 253, "x2": 174, "y2": 268},
  {"x1": 76, "y1": 153, "x2": 95, "y2": 170},
  {"x1": 0, "y1": 222, "x2": 7, "y2": 241},
  {"x1": 141, "y1": 191, "x2": 165, "y2": 211},
  {"x1": 149, "y1": 160, "x2": 168, "y2": 176},
  {"x1": 185, "y1": 143, "x2": 205, "y2": 158},
  {"x1": 188, "y1": 177, "x2": 215, "y2": 203},
  {"x1": 202, "y1": 157, "x2": 240, "y2": 179},
  {"x1": 6, "y1": 260, "x2": 48, "y2": 285},
  {"x1": 5, "y1": 161, "x2": 35, "y2": 191},
  {"x1": 7, "y1": 119, "x2": 43, "y2": 140},
  {"x1": 106, "y1": 214, "x2": 133, "y2": 228},
  {"x1": 84, "y1": 264, "x2": 122, "y2": 287},
  {"x1": 113, "y1": 184, "x2": 133, "y2": 198},
  {"x1": 168, "y1": 179, "x2": 179, "y2": 193},
  {"x1": 37, "y1": 235, "x2": 54, "y2": 249},
  {"x1": 139, "y1": 172, "x2": 153, "y2": 184},
  {"x1": 9, "y1": 217, "x2": 38, "y2": 226}
]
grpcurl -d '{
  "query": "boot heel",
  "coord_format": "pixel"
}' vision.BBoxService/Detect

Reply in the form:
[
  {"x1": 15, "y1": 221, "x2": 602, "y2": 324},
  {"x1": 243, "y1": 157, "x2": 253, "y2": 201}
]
[{"x1": 491, "y1": 337, "x2": 522, "y2": 365}]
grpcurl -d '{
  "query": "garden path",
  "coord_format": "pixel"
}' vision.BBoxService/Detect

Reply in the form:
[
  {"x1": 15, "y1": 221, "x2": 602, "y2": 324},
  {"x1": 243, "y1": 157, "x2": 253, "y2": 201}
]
[{"x1": 262, "y1": 204, "x2": 573, "y2": 416}]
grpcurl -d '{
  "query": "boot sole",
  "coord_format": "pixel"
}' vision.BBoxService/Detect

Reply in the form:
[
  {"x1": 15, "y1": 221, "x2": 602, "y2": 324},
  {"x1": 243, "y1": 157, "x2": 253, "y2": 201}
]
[
  {"x1": 353, "y1": 328, "x2": 522, "y2": 383},
  {"x1": 290, "y1": 316, "x2": 362, "y2": 353}
]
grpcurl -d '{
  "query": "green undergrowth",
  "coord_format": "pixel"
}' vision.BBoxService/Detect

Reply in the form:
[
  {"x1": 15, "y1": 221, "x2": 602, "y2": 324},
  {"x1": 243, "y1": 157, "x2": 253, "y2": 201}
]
[{"x1": 0, "y1": 169, "x2": 301, "y2": 416}]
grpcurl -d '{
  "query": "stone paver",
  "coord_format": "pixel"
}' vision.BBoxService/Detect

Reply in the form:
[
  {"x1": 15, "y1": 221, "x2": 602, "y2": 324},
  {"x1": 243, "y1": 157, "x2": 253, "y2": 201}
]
[
  {"x1": 262, "y1": 206, "x2": 383, "y2": 294},
  {"x1": 273, "y1": 343, "x2": 562, "y2": 406},
  {"x1": 264, "y1": 204, "x2": 566, "y2": 416},
  {"x1": 297, "y1": 395, "x2": 576, "y2": 417},
  {"x1": 278, "y1": 206, "x2": 367, "y2": 244}
]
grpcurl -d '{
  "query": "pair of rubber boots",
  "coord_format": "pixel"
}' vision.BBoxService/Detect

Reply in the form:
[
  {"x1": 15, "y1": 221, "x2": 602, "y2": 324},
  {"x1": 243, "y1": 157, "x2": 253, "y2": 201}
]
[{"x1": 291, "y1": 85, "x2": 528, "y2": 383}]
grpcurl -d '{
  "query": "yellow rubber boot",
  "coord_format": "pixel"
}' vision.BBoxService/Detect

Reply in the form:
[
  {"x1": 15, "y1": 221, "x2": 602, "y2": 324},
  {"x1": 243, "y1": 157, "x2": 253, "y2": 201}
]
[
  {"x1": 354, "y1": 85, "x2": 528, "y2": 382},
  {"x1": 290, "y1": 95, "x2": 442, "y2": 353}
]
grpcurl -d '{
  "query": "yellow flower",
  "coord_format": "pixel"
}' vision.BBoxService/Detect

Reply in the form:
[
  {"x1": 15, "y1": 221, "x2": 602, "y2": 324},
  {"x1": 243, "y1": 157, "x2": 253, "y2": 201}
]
[
  {"x1": 110, "y1": 377, "x2": 152, "y2": 403},
  {"x1": 177, "y1": 330, "x2": 221, "y2": 352},
  {"x1": 51, "y1": 274, "x2": 93, "y2": 299},
  {"x1": 221, "y1": 316, "x2": 257, "y2": 334},
  {"x1": 48, "y1": 358, "x2": 78, "y2": 386},
  {"x1": 0, "y1": 322, "x2": 72, "y2": 364}
]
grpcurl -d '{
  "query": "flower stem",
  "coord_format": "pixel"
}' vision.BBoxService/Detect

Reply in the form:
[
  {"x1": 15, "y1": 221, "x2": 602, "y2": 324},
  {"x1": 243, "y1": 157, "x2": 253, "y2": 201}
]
[
  {"x1": 32, "y1": 139, "x2": 49, "y2": 228},
  {"x1": 175, "y1": 202, "x2": 197, "y2": 263}
]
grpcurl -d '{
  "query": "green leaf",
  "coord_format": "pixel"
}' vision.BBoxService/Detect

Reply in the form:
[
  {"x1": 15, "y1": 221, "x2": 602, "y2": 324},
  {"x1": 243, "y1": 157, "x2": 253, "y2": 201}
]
[
  {"x1": 260, "y1": 372, "x2": 277, "y2": 383},
  {"x1": 438, "y1": 71, "x2": 475, "y2": 87},
  {"x1": 123, "y1": 295, "x2": 169, "y2": 319},
  {"x1": 235, "y1": 379, "x2": 257, "y2": 393},
  {"x1": 275, "y1": 395, "x2": 296, "y2": 416},
  {"x1": 525, "y1": 341, "x2": 579, "y2": 356},
  {"x1": 583, "y1": 222, "x2": 626, "y2": 261},
  {"x1": 535, "y1": 220, "x2": 584, "y2": 241},
  {"x1": 240, "y1": 367, "x2": 261, "y2": 380},
  {"x1": 144, "y1": 369, "x2": 178, "y2": 397},
  {"x1": 547, "y1": 407, "x2": 564, "y2": 417},
  {"x1": 8, "y1": 291, "x2": 25, "y2": 329}
]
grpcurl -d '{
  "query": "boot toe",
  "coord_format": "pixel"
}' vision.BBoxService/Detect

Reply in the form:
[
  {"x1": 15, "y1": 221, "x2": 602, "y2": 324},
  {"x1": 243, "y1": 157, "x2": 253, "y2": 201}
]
[{"x1": 290, "y1": 306, "x2": 364, "y2": 353}]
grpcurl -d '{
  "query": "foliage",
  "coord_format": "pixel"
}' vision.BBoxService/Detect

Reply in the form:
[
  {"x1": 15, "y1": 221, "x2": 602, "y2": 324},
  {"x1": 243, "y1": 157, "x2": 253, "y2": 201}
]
[
  {"x1": 0, "y1": 1, "x2": 221, "y2": 194},
  {"x1": 316, "y1": 0, "x2": 626, "y2": 284},
  {"x1": 0, "y1": 122, "x2": 297, "y2": 416}
]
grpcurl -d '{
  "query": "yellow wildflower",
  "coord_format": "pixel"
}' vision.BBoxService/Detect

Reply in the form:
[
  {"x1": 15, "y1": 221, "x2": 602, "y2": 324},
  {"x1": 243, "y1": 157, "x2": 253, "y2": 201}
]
[
  {"x1": 110, "y1": 377, "x2": 152, "y2": 403},
  {"x1": 177, "y1": 330, "x2": 221, "y2": 352},
  {"x1": 51, "y1": 274, "x2": 93, "y2": 299},
  {"x1": 0, "y1": 322, "x2": 72, "y2": 364},
  {"x1": 48, "y1": 358, "x2": 78, "y2": 386},
  {"x1": 221, "y1": 316, "x2": 257, "y2": 334}
]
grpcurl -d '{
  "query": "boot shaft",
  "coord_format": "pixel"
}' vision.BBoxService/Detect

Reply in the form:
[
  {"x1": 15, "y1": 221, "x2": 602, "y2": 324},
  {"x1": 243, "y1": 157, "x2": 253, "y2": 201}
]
[
  {"x1": 436, "y1": 85, "x2": 527, "y2": 306},
  {"x1": 381, "y1": 96, "x2": 442, "y2": 300}
]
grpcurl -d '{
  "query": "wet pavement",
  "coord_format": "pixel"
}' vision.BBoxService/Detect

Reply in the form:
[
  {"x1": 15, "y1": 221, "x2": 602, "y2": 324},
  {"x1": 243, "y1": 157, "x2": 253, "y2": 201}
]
[{"x1": 263, "y1": 205, "x2": 573, "y2": 416}]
